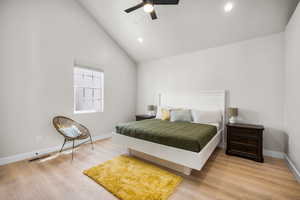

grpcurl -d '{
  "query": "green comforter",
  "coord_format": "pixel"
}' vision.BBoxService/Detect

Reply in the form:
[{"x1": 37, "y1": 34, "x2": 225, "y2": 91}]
[{"x1": 115, "y1": 119, "x2": 217, "y2": 152}]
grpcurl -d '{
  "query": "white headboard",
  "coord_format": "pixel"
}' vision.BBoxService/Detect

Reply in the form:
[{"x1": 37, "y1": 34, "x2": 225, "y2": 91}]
[{"x1": 159, "y1": 90, "x2": 227, "y2": 147}]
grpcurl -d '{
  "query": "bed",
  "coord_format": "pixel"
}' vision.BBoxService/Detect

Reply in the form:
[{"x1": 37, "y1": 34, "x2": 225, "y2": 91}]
[
  {"x1": 112, "y1": 90, "x2": 226, "y2": 175},
  {"x1": 116, "y1": 119, "x2": 218, "y2": 153}
]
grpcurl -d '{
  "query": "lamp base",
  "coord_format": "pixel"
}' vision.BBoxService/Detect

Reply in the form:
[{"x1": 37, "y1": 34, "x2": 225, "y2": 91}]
[
  {"x1": 148, "y1": 111, "x2": 156, "y2": 116},
  {"x1": 229, "y1": 116, "x2": 237, "y2": 124}
]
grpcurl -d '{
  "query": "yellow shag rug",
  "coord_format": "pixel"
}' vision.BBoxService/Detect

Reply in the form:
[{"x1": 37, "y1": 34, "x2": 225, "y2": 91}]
[{"x1": 83, "y1": 155, "x2": 182, "y2": 200}]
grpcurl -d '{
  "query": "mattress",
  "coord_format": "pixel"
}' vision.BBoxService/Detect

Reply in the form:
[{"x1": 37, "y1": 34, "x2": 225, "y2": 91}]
[{"x1": 115, "y1": 119, "x2": 217, "y2": 152}]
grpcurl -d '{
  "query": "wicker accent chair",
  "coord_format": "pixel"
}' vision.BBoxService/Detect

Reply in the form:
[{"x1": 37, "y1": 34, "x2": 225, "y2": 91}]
[{"x1": 53, "y1": 116, "x2": 94, "y2": 160}]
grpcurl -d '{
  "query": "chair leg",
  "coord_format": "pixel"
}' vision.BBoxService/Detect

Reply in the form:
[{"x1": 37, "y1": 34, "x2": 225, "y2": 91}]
[
  {"x1": 72, "y1": 140, "x2": 75, "y2": 161},
  {"x1": 89, "y1": 135, "x2": 94, "y2": 150},
  {"x1": 60, "y1": 139, "x2": 66, "y2": 153}
]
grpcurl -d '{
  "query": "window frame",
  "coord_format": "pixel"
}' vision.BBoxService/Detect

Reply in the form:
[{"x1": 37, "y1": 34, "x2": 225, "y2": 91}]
[{"x1": 73, "y1": 65, "x2": 104, "y2": 114}]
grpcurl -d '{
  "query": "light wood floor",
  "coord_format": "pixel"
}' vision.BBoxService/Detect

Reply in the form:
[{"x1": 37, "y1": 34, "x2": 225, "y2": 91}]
[{"x1": 1, "y1": 138, "x2": 300, "y2": 200}]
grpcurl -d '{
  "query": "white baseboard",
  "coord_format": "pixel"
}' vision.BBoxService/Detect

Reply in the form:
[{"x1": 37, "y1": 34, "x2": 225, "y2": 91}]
[
  {"x1": 263, "y1": 149, "x2": 285, "y2": 159},
  {"x1": 285, "y1": 155, "x2": 300, "y2": 184},
  {"x1": 0, "y1": 133, "x2": 112, "y2": 166},
  {"x1": 262, "y1": 149, "x2": 300, "y2": 183},
  {"x1": 2, "y1": 136, "x2": 299, "y2": 184}
]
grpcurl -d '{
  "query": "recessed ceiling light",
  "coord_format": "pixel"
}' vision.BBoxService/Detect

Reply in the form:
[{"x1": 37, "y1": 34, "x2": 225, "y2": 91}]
[
  {"x1": 137, "y1": 37, "x2": 143, "y2": 43},
  {"x1": 224, "y1": 2, "x2": 234, "y2": 13},
  {"x1": 143, "y1": 3, "x2": 154, "y2": 13}
]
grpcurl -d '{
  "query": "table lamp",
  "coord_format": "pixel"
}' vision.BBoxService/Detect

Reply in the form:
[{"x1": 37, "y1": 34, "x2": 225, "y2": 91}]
[{"x1": 228, "y1": 107, "x2": 238, "y2": 123}]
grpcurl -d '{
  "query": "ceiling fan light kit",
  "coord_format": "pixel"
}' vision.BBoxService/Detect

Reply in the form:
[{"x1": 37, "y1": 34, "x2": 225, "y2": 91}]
[
  {"x1": 143, "y1": 3, "x2": 154, "y2": 13},
  {"x1": 124, "y1": 0, "x2": 180, "y2": 20}
]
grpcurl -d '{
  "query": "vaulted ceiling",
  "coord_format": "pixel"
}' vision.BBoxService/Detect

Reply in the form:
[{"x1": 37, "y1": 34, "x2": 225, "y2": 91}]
[{"x1": 78, "y1": 0, "x2": 299, "y2": 63}]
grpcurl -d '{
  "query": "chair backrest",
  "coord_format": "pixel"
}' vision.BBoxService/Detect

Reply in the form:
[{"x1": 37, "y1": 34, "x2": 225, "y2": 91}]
[{"x1": 53, "y1": 116, "x2": 90, "y2": 139}]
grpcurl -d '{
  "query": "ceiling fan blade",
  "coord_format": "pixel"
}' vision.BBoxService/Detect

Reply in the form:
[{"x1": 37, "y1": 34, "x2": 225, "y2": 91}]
[
  {"x1": 125, "y1": 3, "x2": 144, "y2": 13},
  {"x1": 150, "y1": 10, "x2": 158, "y2": 20},
  {"x1": 153, "y1": 0, "x2": 179, "y2": 5}
]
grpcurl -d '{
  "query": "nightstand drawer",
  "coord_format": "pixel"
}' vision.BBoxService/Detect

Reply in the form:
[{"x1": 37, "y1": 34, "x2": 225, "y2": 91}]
[
  {"x1": 229, "y1": 142, "x2": 257, "y2": 154},
  {"x1": 230, "y1": 134, "x2": 258, "y2": 146},
  {"x1": 227, "y1": 149, "x2": 258, "y2": 160},
  {"x1": 230, "y1": 127, "x2": 260, "y2": 139}
]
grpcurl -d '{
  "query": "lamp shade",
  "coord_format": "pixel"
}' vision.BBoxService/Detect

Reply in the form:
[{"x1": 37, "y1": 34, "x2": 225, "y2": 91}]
[
  {"x1": 147, "y1": 105, "x2": 155, "y2": 111},
  {"x1": 228, "y1": 107, "x2": 238, "y2": 117}
]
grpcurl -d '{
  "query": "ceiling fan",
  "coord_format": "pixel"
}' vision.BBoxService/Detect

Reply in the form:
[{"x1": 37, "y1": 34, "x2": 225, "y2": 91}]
[{"x1": 124, "y1": 0, "x2": 180, "y2": 20}]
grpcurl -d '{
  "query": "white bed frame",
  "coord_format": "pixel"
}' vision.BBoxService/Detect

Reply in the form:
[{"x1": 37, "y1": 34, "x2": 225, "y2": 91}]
[{"x1": 112, "y1": 90, "x2": 226, "y2": 175}]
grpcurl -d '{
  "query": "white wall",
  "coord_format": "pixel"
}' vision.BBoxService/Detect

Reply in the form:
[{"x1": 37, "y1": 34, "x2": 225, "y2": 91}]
[
  {"x1": 0, "y1": 0, "x2": 136, "y2": 158},
  {"x1": 137, "y1": 33, "x2": 285, "y2": 152},
  {"x1": 285, "y1": 3, "x2": 300, "y2": 170}
]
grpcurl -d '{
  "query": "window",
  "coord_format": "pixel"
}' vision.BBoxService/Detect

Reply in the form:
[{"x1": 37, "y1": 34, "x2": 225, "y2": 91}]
[{"x1": 74, "y1": 67, "x2": 104, "y2": 114}]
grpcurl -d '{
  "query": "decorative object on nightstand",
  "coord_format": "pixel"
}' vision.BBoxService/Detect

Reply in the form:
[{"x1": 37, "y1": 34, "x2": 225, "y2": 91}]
[
  {"x1": 226, "y1": 123, "x2": 264, "y2": 162},
  {"x1": 228, "y1": 107, "x2": 238, "y2": 123},
  {"x1": 136, "y1": 114, "x2": 156, "y2": 121},
  {"x1": 147, "y1": 105, "x2": 156, "y2": 116}
]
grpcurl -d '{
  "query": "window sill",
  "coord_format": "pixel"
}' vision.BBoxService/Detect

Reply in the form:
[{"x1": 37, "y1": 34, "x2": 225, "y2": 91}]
[{"x1": 74, "y1": 110, "x2": 102, "y2": 115}]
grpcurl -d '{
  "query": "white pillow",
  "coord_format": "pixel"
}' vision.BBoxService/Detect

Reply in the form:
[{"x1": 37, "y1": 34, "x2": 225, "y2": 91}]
[
  {"x1": 191, "y1": 109, "x2": 221, "y2": 124},
  {"x1": 156, "y1": 106, "x2": 173, "y2": 119},
  {"x1": 170, "y1": 110, "x2": 192, "y2": 122},
  {"x1": 59, "y1": 125, "x2": 81, "y2": 138}
]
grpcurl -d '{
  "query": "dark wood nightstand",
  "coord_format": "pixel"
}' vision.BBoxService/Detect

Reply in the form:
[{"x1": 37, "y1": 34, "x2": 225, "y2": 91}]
[
  {"x1": 226, "y1": 123, "x2": 264, "y2": 162},
  {"x1": 136, "y1": 115, "x2": 156, "y2": 121}
]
